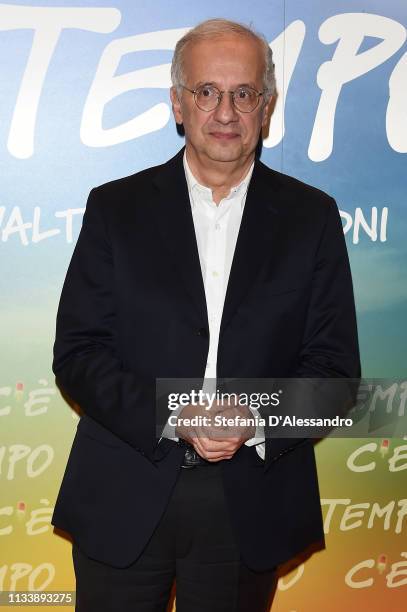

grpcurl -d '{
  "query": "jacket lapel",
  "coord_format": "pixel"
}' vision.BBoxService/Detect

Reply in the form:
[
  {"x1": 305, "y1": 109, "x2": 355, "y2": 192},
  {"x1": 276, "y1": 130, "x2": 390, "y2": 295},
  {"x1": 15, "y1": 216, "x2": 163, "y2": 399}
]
[
  {"x1": 220, "y1": 158, "x2": 283, "y2": 336},
  {"x1": 152, "y1": 146, "x2": 208, "y2": 326},
  {"x1": 152, "y1": 147, "x2": 284, "y2": 335}
]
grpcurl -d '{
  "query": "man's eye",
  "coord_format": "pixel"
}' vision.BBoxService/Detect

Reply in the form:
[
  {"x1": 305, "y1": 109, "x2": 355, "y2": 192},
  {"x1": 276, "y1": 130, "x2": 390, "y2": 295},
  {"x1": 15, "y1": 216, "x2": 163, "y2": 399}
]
[
  {"x1": 201, "y1": 87, "x2": 214, "y2": 97},
  {"x1": 237, "y1": 88, "x2": 250, "y2": 99}
]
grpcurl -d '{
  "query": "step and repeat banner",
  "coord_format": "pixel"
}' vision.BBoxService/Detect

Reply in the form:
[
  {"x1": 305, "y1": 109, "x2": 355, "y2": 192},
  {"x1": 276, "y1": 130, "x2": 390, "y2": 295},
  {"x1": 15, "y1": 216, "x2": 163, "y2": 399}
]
[{"x1": 1, "y1": 1, "x2": 406, "y2": 610}]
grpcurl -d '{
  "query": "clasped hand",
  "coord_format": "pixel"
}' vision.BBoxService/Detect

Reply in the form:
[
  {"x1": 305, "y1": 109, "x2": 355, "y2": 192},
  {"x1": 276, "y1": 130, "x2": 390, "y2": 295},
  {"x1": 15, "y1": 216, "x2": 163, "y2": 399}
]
[{"x1": 175, "y1": 398, "x2": 256, "y2": 462}]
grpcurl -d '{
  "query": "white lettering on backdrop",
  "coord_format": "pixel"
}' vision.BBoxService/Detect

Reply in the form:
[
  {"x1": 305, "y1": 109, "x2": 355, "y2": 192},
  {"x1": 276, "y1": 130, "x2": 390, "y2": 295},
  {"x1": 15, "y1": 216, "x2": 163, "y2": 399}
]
[{"x1": 0, "y1": 6, "x2": 405, "y2": 159}]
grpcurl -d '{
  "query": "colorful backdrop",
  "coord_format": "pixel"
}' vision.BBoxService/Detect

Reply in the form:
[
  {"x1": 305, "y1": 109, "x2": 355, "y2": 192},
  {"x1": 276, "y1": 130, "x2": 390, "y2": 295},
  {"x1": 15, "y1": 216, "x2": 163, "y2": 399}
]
[{"x1": 1, "y1": 1, "x2": 406, "y2": 610}]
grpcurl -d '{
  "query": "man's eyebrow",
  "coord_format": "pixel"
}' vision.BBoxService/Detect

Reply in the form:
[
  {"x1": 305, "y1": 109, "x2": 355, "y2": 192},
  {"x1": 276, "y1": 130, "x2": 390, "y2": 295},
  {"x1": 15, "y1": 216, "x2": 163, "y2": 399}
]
[
  {"x1": 194, "y1": 81, "x2": 216, "y2": 88},
  {"x1": 194, "y1": 81, "x2": 258, "y2": 89},
  {"x1": 234, "y1": 82, "x2": 258, "y2": 89}
]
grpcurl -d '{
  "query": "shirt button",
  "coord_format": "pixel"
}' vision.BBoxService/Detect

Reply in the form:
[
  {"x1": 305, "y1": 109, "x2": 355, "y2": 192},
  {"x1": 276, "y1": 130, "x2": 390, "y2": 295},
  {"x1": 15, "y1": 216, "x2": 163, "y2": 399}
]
[
  {"x1": 215, "y1": 223, "x2": 221, "y2": 230},
  {"x1": 212, "y1": 271, "x2": 219, "y2": 277}
]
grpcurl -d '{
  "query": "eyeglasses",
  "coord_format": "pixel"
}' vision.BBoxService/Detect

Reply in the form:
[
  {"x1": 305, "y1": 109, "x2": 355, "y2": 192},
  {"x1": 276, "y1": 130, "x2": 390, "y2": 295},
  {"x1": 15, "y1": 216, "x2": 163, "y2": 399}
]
[{"x1": 180, "y1": 83, "x2": 266, "y2": 113}]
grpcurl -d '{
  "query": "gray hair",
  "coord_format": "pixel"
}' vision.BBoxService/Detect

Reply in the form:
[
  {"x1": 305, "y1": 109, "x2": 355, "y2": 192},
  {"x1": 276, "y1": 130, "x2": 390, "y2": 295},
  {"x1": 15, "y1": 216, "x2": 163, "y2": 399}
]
[{"x1": 171, "y1": 18, "x2": 276, "y2": 103}]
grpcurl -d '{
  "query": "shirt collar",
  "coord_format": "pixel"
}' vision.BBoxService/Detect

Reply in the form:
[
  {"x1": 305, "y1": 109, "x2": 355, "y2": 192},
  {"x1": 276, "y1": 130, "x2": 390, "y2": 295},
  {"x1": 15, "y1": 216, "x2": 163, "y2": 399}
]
[{"x1": 183, "y1": 149, "x2": 254, "y2": 209}]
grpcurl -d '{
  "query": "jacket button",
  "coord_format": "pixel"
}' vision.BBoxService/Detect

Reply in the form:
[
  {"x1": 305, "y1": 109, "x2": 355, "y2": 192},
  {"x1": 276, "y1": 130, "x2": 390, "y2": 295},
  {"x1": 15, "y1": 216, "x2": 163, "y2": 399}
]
[{"x1": 197, "y1": 327, "x2": 208, "y2": 338}]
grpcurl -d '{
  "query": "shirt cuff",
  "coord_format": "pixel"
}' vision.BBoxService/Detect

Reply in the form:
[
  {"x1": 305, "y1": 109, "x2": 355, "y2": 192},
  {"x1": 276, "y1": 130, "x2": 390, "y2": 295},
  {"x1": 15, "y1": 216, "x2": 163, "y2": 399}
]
[
  {"x1": 159, "y1": 403, "x2": 182, "y2": 442},
  {"x1": 244, "y1": 406, "x2": 265, "y2": 447}
]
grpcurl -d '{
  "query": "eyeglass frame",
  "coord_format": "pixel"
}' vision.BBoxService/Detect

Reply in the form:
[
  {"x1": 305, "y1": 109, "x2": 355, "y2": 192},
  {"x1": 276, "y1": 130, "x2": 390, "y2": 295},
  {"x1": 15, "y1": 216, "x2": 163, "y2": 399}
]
[{"x1": 178, "y1": 83, "x2": 267, "y2": 113}]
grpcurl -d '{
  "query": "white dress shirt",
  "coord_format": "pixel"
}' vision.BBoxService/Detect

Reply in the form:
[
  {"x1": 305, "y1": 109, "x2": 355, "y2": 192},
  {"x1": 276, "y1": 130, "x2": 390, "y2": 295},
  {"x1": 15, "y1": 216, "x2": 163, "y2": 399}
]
[{"x1": 161, "y1": 150, "x2": 265, "y2": 459}]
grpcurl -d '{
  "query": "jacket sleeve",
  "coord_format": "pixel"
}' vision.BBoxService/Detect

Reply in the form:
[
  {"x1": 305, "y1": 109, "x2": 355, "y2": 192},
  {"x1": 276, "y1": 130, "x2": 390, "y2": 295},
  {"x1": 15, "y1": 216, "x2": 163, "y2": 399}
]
[
  {"x1": 261, "y1": 197, "x2": 361, "y2": 468},
  {"x1": 293, "y1": 197, "x2": 361, "y2": 381},
  {"x1": 52, "y1": 187, "x2": 157, "y2": 461}
]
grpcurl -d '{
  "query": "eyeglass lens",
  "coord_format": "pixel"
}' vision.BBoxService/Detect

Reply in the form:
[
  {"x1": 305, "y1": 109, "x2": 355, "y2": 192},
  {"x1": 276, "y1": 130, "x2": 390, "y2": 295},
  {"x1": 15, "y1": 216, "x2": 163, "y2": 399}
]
[{"x1": 195, "y1": 85, "x2": 259, "y2": 112}]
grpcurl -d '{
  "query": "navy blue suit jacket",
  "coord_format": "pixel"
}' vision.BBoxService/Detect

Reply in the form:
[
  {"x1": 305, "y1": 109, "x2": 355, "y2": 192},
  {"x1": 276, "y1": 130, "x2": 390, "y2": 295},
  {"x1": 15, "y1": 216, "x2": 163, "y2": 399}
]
[{"x1": 52, "y1": 146, "x2": 360, "y2": 570}]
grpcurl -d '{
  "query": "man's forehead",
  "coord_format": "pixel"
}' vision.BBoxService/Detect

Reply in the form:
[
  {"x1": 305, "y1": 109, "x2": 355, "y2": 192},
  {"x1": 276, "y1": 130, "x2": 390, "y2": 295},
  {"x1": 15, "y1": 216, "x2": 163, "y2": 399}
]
[
  {"x1": 187, "y1": 32, "x2": 260, "y2": 50},
  {"x1": 183, "y1": 36, "x2": 264, "y2": 85},
  {"x1": 186, "y1": 34, "x2": 262, "y2": 59}
]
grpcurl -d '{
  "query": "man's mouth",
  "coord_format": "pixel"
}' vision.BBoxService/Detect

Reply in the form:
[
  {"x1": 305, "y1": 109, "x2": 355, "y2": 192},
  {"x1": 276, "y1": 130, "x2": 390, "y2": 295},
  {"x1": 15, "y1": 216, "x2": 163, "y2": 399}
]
[{"x1": 210, "y1": 132, "x2": 240, "y2": 140}]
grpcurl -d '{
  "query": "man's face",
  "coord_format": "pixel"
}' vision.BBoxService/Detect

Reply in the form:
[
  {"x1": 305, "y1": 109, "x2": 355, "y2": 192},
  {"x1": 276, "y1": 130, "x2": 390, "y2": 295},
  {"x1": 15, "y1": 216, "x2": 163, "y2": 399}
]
[{"x1": 170, "y1": 34, "x2": 273, "y2": 164}]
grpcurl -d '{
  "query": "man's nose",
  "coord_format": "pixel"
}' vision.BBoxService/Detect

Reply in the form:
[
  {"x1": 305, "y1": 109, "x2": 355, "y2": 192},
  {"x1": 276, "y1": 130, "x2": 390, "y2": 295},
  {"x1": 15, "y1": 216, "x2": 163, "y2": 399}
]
[{"x1": 212, "y1": 92, "x2": 239, "y2": 123}]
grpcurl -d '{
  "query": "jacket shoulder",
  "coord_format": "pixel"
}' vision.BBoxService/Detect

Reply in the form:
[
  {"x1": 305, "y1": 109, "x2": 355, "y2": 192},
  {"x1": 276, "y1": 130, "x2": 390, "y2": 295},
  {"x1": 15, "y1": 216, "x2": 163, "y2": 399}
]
[
  {"x1": 257, "y1": 160, "x2": 336, "y2": 215},
  {"x1": 90, "y1": 161, "x2": 165, "y2": 199}
]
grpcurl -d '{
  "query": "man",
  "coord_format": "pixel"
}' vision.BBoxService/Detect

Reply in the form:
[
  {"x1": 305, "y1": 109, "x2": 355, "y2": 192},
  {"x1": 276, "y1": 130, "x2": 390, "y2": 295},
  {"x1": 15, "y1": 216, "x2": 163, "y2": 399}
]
[{"x1": 52, "y1": 18, "x2": 360, "y2": 612}]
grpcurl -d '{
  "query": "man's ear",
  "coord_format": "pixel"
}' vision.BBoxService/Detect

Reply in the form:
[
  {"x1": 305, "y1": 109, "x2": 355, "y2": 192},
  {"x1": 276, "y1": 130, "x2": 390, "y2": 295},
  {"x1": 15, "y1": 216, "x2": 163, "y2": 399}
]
[
  {"x1": 261, "y1": 95, "x2": 274, "y2": 129},
  {"x1": 170, "y1": 86, "x2": 183, "y2": 125}
]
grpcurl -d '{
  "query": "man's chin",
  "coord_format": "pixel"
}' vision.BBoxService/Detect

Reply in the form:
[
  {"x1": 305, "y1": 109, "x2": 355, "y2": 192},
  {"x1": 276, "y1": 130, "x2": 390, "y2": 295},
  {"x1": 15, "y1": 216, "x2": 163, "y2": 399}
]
[{"x1": 205, "y1": 144, "x2": 243, "y2": 163}]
